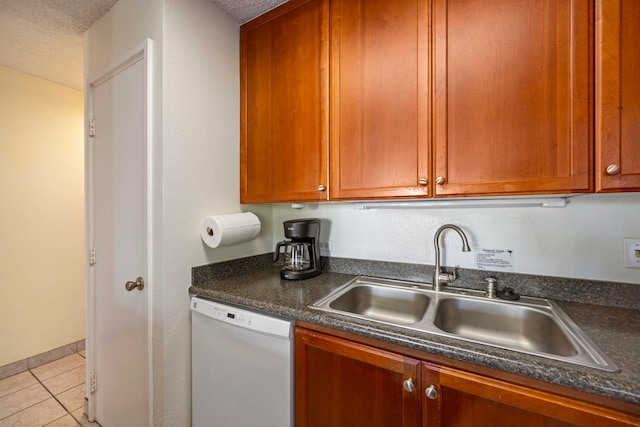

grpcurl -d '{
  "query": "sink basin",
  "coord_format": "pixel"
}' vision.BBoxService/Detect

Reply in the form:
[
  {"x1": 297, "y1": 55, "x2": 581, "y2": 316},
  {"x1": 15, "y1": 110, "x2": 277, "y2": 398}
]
[
  {"x1": 328, "y1": 284, "x2": 430, "y2": 325},
  {"x1": 433, "y1": 297, "x2": 577, "y2": 357},
  {"x1": 311, "y1": 277, "x2": 619, "y2": 372}
]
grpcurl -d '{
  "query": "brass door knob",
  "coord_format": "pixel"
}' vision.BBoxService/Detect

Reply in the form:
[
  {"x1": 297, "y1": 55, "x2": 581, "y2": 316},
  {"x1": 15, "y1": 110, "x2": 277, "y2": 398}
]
[
  {"x1": 435, "y1": 176, "x2": 446, "y2": 185},
  {"x1": 125, "y1": 277, "x2": 144, "y2": 292}
]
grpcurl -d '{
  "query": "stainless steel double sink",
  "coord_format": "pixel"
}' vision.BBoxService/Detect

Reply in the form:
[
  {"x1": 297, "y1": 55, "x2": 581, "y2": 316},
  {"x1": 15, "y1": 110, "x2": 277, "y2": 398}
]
[{"x1": 311, "y1": 276, "x2": 619, "y2": 372}]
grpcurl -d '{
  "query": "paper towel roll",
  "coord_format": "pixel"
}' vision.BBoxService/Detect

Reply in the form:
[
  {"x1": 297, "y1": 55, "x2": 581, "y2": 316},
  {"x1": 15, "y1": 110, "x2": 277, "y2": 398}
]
[{"x1": 200, "y1": 212, "x2": 261, "y2": 248}]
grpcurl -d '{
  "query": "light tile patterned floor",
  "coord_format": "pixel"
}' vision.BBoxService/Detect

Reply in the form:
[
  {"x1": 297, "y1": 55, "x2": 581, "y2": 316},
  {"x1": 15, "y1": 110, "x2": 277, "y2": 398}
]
[{"x1": 0, "y1": 352, "x2": 100, "y2": 426}]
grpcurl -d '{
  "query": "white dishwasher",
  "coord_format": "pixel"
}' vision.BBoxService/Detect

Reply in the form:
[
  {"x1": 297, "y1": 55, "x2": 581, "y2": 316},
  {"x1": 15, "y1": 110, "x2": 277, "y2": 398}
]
[{"x1": 190, "y1": 297, "x2": 293, "y2": 427}]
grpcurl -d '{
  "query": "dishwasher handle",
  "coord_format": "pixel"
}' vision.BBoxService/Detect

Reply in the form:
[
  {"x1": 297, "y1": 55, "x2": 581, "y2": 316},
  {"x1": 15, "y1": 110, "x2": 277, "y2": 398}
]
[{"x1": 191, "y1": 297, "x2": 293, "y2": 339}]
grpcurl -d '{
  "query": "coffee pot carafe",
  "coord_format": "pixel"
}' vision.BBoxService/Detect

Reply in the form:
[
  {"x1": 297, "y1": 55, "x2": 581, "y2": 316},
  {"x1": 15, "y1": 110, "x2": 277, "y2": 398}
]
[{"x1": 273, "y1": 218, "x2": 321, "y2": 280}]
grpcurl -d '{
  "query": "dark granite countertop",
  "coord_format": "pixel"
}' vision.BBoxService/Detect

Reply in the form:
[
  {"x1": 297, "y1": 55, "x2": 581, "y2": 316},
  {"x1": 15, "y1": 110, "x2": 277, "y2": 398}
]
[{"x1": 189, "y1": 260, "x2": 640, "y2": 409}]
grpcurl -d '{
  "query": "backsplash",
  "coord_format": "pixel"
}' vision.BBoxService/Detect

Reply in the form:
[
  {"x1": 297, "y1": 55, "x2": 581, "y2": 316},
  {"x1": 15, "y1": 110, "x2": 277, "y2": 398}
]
[
  {"x1": 192, "y1": 254, "x2": 640, "y2": 311},
  {"x1": 270, "y1": 194, "x2": 640, "y2": 286}
]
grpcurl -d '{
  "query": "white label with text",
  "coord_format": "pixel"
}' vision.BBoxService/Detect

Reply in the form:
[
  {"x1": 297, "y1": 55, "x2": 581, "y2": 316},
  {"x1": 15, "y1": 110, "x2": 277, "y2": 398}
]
[{"x1": 475, "y1": 249, "x2": 514, "y2": 272}]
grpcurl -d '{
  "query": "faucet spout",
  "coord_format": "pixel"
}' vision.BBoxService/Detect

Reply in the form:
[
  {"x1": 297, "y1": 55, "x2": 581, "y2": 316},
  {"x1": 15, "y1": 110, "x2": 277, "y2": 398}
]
[{"x1": 432, "y1": 224, "x2": 471, "y2": 291}]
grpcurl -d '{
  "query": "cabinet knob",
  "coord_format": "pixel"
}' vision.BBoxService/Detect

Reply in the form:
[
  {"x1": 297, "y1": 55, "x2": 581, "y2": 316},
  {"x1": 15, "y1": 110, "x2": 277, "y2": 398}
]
[
  {"x1": 606, "y1": 164, "x2": 621, "y2": 176},
  {"x1": 403, "y1": 378, "x2": 415, "y2": 393},
  {"x1": 435, "y1": 176, "x2": 446, "y2": 185},
  {"x1": 318, "y1": 185, "x2": 326, "y2": 192},
  {"x1": 425, "y1": 385, "x2": 438, "y2": 400},
  {"x1": 418, "y1": 178, "x2": 428, "y2": 186}
]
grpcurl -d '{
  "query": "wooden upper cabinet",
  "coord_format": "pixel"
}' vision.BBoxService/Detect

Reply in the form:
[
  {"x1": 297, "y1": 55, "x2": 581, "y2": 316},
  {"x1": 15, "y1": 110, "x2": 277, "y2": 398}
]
[
  {"x1": 240, "y1": 0, "x2": 329, "y2": 203},
  {"x1": 596, "y1": 0, "x2": 640, "y2": 192},
  {"x1": 329, "y1": 0, "x2": 431, "y2": 200},
  {"x1": 433, "y1": 0, "x2": 593, "y2": 197}
]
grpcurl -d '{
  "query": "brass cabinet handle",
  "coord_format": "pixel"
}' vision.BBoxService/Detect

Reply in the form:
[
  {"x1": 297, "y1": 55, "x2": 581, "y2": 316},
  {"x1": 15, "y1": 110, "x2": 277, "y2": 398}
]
[
  {"x1": 318, "y1": 185, "x2": 326, "y2": 192},
  {"x1": 125, "y1": 277, "x2": 144, "y2": 292},
  {"x1": 418, "y1": 178, "x2": 428, "y2": 186},
  {"x1": 606, "y1": 164, "x2": 621, "y2": 176},
  {"x1": 435, "y1": 176, "x2": 446, "y2": 185}
]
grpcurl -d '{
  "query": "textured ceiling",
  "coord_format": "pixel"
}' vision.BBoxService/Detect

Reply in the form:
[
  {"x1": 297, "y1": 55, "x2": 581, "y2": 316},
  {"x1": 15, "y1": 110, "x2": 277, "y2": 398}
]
[
  {"x1": 210, "y1": 0, "x2": 288, "y2": 24},
  {"x1": 0, "y1": 0, "x2": 286, "y2": 91},
  {"x1": 0, "y1": 0, "x2": 118, "y2": 90}
]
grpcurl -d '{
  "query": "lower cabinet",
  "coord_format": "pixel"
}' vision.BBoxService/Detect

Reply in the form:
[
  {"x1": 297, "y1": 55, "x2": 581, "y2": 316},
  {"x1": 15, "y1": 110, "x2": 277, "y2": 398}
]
[
  {"x1": 421, "y1": 363, "x2": 638, "y2": 427},
  {"x1": 295, "y1": 327, "x2": 640, "y2": 427},
  {"x1": 295, "y1": 327, "x2": 421, "y2": 426}
]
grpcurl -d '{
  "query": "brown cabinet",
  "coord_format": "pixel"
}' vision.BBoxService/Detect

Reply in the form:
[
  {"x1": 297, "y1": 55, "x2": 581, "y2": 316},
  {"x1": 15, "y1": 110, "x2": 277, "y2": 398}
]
[
  {"x1": 432, "y1": 0, "x2": 593, "y2": 197},
  {"x1": 422, "y1": 363, "x2": 638, "y2": 426},
  {"x1": 596, "y1": 0, "x2": 640, "y2": 192},
  {"x1": 241, "y1": 0, "x2": 638, "y2": 201},
  {"x1": 330, "y1": 0, "x2": 596, "y2": 200},
  {"x1": 296, "y1": 327, "x2": 640, "y2": 427},
  {"x1": 329, "y1": 0, "x2": 431, "y2": 200},
  {"x1": 240, "y1": 0, "x2": 329, "y2": 203},
  {"x1": 295, "y1": 327, "x2": 421, "y2": 427}
]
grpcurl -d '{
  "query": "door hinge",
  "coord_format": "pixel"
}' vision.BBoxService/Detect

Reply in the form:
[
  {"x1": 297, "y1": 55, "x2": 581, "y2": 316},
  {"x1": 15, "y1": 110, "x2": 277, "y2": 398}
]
[
  {"x1": 89, "y1": 247, "x2": 96, "y2": 266},
  {"x1": 90, "y1": 373, "x2": 97, "y2": 393},
  {"x1": 89, "y1": 119, "x2": 96, "y2": 137}
]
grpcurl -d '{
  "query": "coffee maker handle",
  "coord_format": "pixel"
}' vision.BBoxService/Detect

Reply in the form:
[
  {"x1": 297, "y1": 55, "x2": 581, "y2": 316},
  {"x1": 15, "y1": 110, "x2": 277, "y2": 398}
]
[{"x1": 273, "y1": 240, "x2": 286, "y2": 263}]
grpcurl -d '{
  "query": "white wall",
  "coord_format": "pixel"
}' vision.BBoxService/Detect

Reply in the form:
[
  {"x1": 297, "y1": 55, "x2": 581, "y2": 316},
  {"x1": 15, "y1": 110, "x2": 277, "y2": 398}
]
[
  {"x1": 163, "y1": 0, "x2": 272, "y2": 424},
  {"x1": 0, "y1": 66, "x2": 85, "y2": 366},
  {"x1": 273, "y1": 193, "x2": 640, "y2": 285},
  {"x1": 87, "y1": 0, "x2": 273, "y2": 425}
]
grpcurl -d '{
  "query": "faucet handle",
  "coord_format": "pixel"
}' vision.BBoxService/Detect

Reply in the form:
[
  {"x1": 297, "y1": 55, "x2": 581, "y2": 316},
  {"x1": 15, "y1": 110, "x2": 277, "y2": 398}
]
[
  {"x1": 436, "y1": 267, "x2": 457, "y2": 287},
  {"x1": 450, "y1": 267, "x2": 458, "y2": 282}
]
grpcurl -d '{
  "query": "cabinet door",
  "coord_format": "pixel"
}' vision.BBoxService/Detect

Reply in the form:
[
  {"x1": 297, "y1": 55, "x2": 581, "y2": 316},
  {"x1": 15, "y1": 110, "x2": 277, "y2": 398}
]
[
  {"x1": 433, "y1": 0, "x2": 593, "y2": 197},
  {"x1": 596, "y1": 0, "x2": 640, "y2": 191},
  {"x1": 329, "y1": 0, "x2": 431, "y2": 200},
  {"x1": 422, "y1": 363, "x2": 637, "y2": 427},
  {"x1": 295, "y1": 328, "x2": 421, "y2": 427},
  {"x1": 240, "y1": 0, "x2": 329, "y2": 203}
]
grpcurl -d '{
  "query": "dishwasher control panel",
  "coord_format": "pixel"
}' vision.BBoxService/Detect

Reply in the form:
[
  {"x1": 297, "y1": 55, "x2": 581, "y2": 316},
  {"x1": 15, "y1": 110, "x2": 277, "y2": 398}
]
[{"x1": 191, "y1": 297, "x2": 292, "y2": 338}]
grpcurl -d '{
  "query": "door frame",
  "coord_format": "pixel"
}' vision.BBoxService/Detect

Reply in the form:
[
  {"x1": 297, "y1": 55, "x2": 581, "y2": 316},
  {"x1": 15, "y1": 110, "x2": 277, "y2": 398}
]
[{"x1": 85, "y1": 38, "x2": 154, "y2": 425}]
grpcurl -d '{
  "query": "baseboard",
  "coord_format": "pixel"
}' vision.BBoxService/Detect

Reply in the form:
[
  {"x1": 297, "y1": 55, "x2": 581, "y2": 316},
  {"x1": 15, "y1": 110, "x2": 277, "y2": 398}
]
[{"x1": 0, "y1": 339, "x2": 86, "y2": 380}]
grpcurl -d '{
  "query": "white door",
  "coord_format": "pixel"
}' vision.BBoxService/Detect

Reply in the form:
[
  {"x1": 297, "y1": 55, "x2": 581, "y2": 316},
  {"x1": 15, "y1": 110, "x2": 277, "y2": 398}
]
[{"x1": 87, "y1": 42, "x2": 152, "y2": 427}]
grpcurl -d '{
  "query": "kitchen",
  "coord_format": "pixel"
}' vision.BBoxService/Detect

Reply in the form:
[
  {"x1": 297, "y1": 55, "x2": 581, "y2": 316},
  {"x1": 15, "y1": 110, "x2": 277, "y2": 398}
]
[
  {"x1": 174, "y1": 0, "x2": 640, "y2": 424},
  {"x1": 2, "y1": 0, "x2": 639, "y2": 425}
]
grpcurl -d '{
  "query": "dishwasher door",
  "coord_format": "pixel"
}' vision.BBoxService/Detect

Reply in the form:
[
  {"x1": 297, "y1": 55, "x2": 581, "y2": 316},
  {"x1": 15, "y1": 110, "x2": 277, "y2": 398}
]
[{"x1": 190, "y1": 297, "x2": 293, "y2": 427}]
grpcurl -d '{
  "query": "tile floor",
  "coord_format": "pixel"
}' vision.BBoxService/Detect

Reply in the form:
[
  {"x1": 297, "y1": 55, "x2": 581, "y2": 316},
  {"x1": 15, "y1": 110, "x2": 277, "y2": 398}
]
[{"x1": 0, "y1": 352, "x2": 100, "y2": 426}]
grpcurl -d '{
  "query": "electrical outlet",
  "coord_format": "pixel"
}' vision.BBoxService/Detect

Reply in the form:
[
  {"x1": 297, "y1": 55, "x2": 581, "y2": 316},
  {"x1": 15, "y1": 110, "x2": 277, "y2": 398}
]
[
  {"x1": 624, "y1": 239, "x2": 640, "y2": 268},
  {"x1": 319, "y1": 240, "x2": 332, "y2": 255}
]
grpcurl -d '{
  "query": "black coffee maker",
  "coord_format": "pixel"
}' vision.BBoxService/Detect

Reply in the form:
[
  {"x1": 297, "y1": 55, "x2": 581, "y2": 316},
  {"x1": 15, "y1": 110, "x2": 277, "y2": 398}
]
[{"x1": 273, "y1": 218, "x2": 322, "y2": 280}]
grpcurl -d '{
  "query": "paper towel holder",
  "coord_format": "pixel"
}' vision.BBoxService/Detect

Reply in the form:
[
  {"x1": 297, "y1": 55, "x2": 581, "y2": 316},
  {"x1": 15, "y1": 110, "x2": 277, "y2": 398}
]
[{"x1": 200, "y1": 212, "x2": 261, "y2": 248}]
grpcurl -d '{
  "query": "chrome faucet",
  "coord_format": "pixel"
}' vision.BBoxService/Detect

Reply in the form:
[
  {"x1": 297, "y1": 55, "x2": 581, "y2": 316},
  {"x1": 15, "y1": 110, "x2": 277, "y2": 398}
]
[{"x1": 432, "y1": 224, "x2": 471, "y2": 291}]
